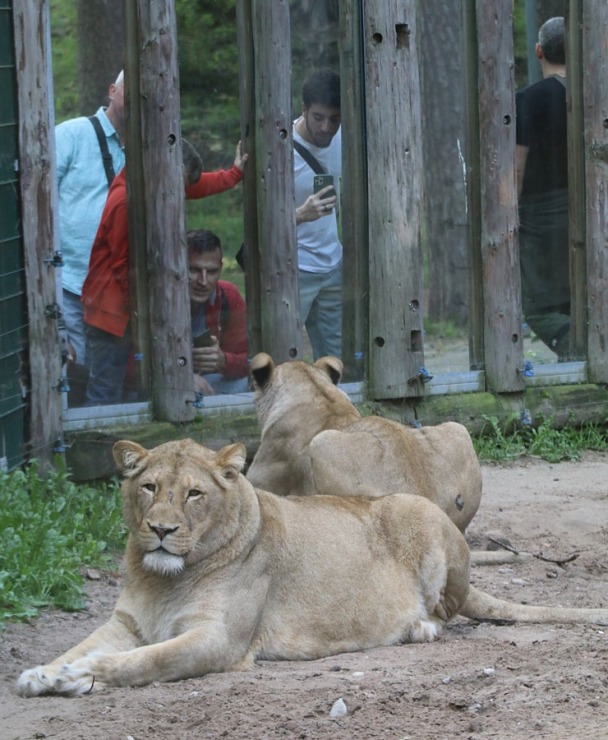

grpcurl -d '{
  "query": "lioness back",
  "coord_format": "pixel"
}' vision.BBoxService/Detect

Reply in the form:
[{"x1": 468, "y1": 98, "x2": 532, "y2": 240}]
[{"x1": 249, "y1": 353, "x2": 481, "y2": 531}]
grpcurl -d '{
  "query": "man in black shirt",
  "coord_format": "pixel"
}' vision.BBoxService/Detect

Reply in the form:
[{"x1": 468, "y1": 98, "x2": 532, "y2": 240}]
[{"x1": 516, "y1": 17, "x2": 569, "y2": 359}]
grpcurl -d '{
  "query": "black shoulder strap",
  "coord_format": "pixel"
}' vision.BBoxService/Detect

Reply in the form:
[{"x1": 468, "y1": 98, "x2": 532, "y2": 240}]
[
  {"x1": 294, "y1": 140, "x2": 326, "y2": 175},
  {"x1": 88, "y1": 115, "x2": 116, "y2": 186}
]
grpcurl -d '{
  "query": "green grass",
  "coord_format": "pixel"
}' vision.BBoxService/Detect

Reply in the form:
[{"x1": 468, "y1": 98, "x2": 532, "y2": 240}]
[
  {"x1": 0, "y1": 462, "x2": 125, "y2": 626},
  {"x1": 474, "y1": 415, "x2": 608, "y2": 463}
]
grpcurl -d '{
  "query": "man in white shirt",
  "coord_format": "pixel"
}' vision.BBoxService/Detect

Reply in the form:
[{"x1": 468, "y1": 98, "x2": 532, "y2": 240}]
[{"x1": 293, "y1": 69, "x2": 342, "y2": 360}]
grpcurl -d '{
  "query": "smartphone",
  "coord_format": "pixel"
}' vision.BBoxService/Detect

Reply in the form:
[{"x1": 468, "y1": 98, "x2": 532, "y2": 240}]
[
  {"x1": 193, "y1": 329, "x2": 213, "y2": 348},
  {"x1": 313, "y1": 174, "x2": 335, "y2": 196}
]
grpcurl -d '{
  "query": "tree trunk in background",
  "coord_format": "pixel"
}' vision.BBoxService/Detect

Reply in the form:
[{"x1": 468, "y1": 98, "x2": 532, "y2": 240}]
[
  {"x1": 76, "y1": 0, "x2": 124, "y2": 115},
  {"x1": 418, "y1": 0, "x2": 469, "y2": 327},
  {"x1": 537, "y1": 0, "x2": 564, "y2": 24}
]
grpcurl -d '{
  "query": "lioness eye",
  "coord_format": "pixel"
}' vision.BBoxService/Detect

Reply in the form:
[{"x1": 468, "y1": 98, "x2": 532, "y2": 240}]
[
  {"x1": 142, "y1": 482, "x2": 156, "y2": 494},
  {"x1": 187, "y1": 489, "x2": 203, "y2": 501}
]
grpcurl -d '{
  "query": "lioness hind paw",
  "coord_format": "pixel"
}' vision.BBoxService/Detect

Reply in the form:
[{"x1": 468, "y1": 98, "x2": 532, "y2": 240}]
[{"x1": 406, "y1": 619, "x2": 443, "y2": 643}]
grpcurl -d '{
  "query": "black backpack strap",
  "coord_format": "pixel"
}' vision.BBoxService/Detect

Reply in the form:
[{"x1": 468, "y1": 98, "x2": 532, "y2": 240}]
[
  {"x1": 294, "y1": 139, "x2": 326, "y2": 175},
  {"x1": 88, "y1": 115, "x2": 116, "y2": 186}
]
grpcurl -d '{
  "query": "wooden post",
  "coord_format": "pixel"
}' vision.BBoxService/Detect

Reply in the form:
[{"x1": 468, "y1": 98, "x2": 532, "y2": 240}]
[
  {"x1": 13, "y1": 0, "x2": 63, "y2": 467},
  {"x1": 581, "y1": 1, "x2": 608, "y2": 381},
  {"x1": 363, "y1": 0, "x2": 425, "y2": 400},
  {"x1": 237, "y1": 0, "x2": 301, "y2": 364},
  {"x1": 124, "y1": 0, "x2": 194, "y2": 421},
  {"x1": 565, "y1": 1, "x2": 587, "y2": 360},
  {"x1": 339, "y1": 0, "x2": 369, "y2": 382},
  {"x1": 475, "y1": 1, "x2": 524, "y2": 392}
]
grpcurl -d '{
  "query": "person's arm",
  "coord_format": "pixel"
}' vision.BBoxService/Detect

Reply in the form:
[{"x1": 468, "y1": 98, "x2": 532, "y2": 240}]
[
  {"x1": 185, "y1": 140, "x2": 248, "y2": 199},
  {"x1": 295, "y1": 185, "x2": 337, "y2": 225}
]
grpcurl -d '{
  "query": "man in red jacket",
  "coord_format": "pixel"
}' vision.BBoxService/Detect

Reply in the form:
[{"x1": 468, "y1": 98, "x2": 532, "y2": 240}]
[
  {"x1": 82, "y1": 140, "x2": 247, "y2": 405},
  {"x1": 188, "y1": 229, "x2": 249, "y2": 396}
]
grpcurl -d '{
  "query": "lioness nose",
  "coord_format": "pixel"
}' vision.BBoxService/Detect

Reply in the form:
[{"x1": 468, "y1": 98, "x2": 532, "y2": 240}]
[{"x1": 148, "y1": 523, "x2": 178, "y2": 540}]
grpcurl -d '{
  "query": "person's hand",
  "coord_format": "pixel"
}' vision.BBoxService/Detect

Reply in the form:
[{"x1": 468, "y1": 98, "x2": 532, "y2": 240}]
[
  {"x1": 192, "y1": 336, "x2": 226, "y2": 375},
  {"x1": 234, "y1": 140, "x2": 249, "y2": 172},
  {"x1": 193, "y1": 373, "x2": 216, "y2": 396},
  {"x1": 295, "y1": 185, "x2": 337, "y2": 225}
]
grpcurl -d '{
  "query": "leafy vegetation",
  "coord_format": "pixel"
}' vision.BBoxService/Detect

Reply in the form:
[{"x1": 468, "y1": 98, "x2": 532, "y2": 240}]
[
  {"x1": 474, "y1": 415, "x2": 608, "y2": 463},
  {"x1": 0, "y1": 463, "x2": 125, "y2": 626}
]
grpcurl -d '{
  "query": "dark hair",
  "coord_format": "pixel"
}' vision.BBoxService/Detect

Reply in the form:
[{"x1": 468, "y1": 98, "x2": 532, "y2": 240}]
[
  {"x1": 182, "y1": 138, "x2": 203, "y2": 185},
  {"x1": 187, "y1": 228, "x2": 223, "y2": 255},
  {"x1": 302, "y1": 69, "x2": 340, "y2": 110},
  {"x1": 539, "y1": 17, "x2": 565, "y2": 65}
]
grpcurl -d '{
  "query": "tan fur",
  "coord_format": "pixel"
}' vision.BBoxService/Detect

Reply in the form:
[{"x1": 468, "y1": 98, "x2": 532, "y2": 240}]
[
  {"x1": 17, "y1": 438, "x2": 608, "y2": 697},
  {"x1": 247, "y1": 353, "x2": 482, "y2": 533}
]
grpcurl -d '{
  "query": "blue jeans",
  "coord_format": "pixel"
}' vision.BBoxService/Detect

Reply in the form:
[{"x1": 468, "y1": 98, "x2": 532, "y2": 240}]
[
  {"x1": 63, "y1": 289, "x2": 87, "y2": 366},
  {"x1": 85, "y1": 324, "x2": 132, "y2": 405},
  {"x1": 299, "y1": 262, "x2": 342, "y2": 359},
  {"x1": 202, "y1": 373, "x2": 250, "y2": 395}
]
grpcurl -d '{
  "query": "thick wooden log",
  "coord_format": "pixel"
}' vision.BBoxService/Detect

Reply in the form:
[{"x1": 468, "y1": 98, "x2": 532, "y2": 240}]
[
  {"x1": 475, "y1": 0, "x2": 524, "y2": 392},
  {"x1": 13, "y1": 0, "x2": 63, "y2": 468},
  {"x1": 363, "y1": 0, "x2": 425, "y2": 400},
  {"x1": 248, "y1": 0, "x2": 302, "y2": 363},
  {"x1": 582, "y1": 1, "x2": 608, "y2": 381},
  {"x1": 124, "y1": 0, "x2": 194, "y2": 421}
]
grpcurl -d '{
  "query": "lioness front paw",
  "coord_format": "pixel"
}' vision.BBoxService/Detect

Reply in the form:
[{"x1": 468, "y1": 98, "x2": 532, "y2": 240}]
[{"x1": 17, "y1": 662, "x2": 98, "y2": 698}]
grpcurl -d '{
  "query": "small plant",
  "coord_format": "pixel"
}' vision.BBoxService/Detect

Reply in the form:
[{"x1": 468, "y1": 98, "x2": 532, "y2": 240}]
[
  {"x1": 474, "y1": 415, "x2": 608, "y2": 463},
  {"x1": 0, "y1": 462, "x2": 125, "y2": 625}
]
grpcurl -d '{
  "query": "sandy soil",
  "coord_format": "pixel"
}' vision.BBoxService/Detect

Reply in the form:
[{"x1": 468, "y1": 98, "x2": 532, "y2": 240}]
[{"x1": 2, "y1": 452, "x2": 608, "y2": 740}]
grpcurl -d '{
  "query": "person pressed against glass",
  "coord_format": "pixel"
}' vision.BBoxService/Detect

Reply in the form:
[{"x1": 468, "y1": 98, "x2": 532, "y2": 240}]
[
  {"x1": 293, "y1": 69, "x2": 343, "y2": 361},
  {"x1": 188, "y1": 229, "x2": 249, "y2": 396}
]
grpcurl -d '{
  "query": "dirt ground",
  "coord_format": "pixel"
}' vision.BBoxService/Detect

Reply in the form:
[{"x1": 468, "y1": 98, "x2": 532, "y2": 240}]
[{"x1": 2, "y1": 452, "x2": 608, "y2": 740}]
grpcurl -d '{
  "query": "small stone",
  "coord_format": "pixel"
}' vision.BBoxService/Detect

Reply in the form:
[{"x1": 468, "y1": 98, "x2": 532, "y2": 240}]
[
  {"x1": 442, "y1": 676, "x2": 452, "y2": 684},
  {"x1": 483, "y1": 667, "x2": 495, "y2": 676},
  {"x1": 330, "y1": 697, "x2": 348, "y2": 718},
  {"x1": 511, "y1": 578, "x2": 527, "y2": 586}
]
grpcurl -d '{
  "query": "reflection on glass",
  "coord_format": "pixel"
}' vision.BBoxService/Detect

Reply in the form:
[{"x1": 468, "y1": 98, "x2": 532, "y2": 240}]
[
  {"x1": 290, "y1": 3, "x2": 347, "y2": 371},
  {"x1": 516, "y1": 16, "x2": 571, "y2": 364}
]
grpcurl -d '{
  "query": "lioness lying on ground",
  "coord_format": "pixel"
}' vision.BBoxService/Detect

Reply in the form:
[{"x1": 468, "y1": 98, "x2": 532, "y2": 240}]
[
  {"x1": 17, "y1": 439, "x2": 608, "y2": 697},
  {"x1": 247, "y1": 352, "x2": 481, "y2": 533}
]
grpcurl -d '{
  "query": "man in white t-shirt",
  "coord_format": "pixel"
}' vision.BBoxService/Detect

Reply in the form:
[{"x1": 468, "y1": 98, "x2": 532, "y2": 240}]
[{"x1": 293, "y1": 69, "x2": 342, "y2": 359}]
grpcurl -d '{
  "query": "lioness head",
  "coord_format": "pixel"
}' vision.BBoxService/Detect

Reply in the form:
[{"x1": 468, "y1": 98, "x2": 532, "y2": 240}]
[
  {"x1": 113, "y1": 439, "x2": 247, "y2": 577},
  {"x1": 250, "y1": 353, "x2": 346, "y2": 427}
]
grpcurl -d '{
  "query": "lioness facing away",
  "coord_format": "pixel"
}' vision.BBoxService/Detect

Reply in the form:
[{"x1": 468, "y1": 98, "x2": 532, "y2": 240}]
[
  {"x1": 17, "y1": 439, "x2": 608, "y2": 697},
  {"x1": 247, "y1": 352, "x2": 481, "y2": 532}
]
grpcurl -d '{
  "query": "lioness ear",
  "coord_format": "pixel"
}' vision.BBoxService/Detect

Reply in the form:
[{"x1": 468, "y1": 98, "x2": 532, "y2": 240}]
[
  {"x1": 215, "y1": 443, "x2": 247, "y2": 480},
  {"x1": 113, "y1": 440, "x2": 149, "y2": 476},
  {"x1": 313, "y1": 356, "x2": 343, "y2": 385},
  {"x1": 250, "y1": 352, "x2": 275, "y2": 390}
]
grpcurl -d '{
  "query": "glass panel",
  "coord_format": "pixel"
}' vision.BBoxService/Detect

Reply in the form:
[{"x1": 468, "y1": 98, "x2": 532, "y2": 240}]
[
  {"x1": 419, "y1": 0, "x2": 472, "y2": 376},
  {"x1": 514, "y1": 6, "x2": 579, "y2": 365},
  {"x1": 289, "y1": 3, "x2": 348, "y2": 370}
]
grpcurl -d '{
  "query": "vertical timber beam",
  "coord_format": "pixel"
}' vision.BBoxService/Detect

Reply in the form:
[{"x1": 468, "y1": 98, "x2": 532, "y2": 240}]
[
  {"x1": 339, "y1": 0, "x2": 368, "y2": 382},
  {"x1": 124, "y1": 0, "x2": 194, "y2": 421},
  {"x1": 13, "y1": 0, "x2": 62, "y2": 467},
  {"x1": 565, "y1": 1, "x2": 587, "y2": 361},
  {"x1": 476, "y1": 1, "x2": 524, "y2": 392},
  {"x1": 581, "y1": 1, "x2": 608, "y2": 381},
  {"x1": 363, "y1": 0, "x2": 425, "y2": 400},
  {"x1": 240, "y1": 0, "x2": 301, "y2": 364}
]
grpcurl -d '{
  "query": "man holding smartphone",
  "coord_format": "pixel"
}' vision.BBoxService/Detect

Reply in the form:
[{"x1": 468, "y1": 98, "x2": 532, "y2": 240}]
[
  {"x1": 293, "y1": 69, "x2": 342, "y2": 360},
  {"x1": 188, "y1": 229, "x2": 249, "y2": 395}
]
